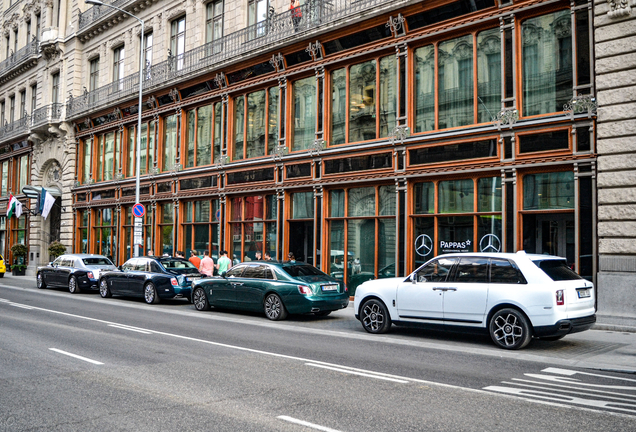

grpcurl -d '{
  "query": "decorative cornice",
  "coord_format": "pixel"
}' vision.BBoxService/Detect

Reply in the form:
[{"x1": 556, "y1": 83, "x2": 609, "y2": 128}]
[{"x1": 608, "y1": 0, "x2": 632, "y2": 18}]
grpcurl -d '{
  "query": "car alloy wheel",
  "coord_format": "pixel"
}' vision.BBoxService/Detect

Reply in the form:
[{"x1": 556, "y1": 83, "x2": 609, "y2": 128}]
[
  {"x1": 68, "y1": 276, "x2": 80, "y2": 294},
  {"x1": 144, "y1": 282, "x2": 160, "y2": 304},
  {"x1": 360, "y1": 299, "x2": 392, "y2": 334},
  {"x1": 193, "y1": 287, "x2": 210, "y2": 311},
  {"x1": 489, "y1": 308, "x2": 532, "y2": 350},
  {"x1": 99, "y1": 279, "x2": 111, "y2": 298},
  {"x1": 37, "y1": 273, "x2": 46, "y2": 289},
  {"x1": 264, "y1": 293, "x2": 288, "y2": 321}
]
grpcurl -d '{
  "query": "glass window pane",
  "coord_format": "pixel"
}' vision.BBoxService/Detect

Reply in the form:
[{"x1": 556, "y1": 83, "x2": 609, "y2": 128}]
[
  {"x1": 413, "y1": 217, "x2": 435, "y2": 268},
  {"x1": 438, "y1": 216, "x2": 474, "y2": 253},
  {"x1": 244, "y1": 196, "x2": 264, "y2": 221},
  {"x1": 331, "y1": 68, "x2": 346, "y2": 145},
  {"x1": 348, "y1": 187, "x2": 375, "y2": 217},
  {"x1": 293, "y1": 76, "x2": 316, "y2": 151},
  {"x1": 292, "y1": 192, "x2": 314, "y2": 219},
  {"x1": 127, "y1": 126, "x2": 135, "y2": 177},
  {"x1": 231, "y1": 197, "x2": 242, "y2": 221},
  {"x1": 162, "y1": 203, "x2": 173, "y2": 224},
  {"x1": 330, "y1": 189, "x2": 344, "y2": 217},
  {"x1": 477, "y1": 215, "x2": 502, "y2": 253},
  {"x1": 523, "y1": 171, "x2": 574, "y2": 210},
  {"x1": 379, "y1": 55, "x2": 397, "y2": 138},
  {"x1": 162, "y1": 225, "x2": 173, "y2": 256},
  {"x1": 379, "y1": 185, "x2": 396, "y2": 216},
  {"x1": 197, "y1": 105, "x2": 212, "y2": 166},
  {"x1": 184, "y1": 201, "x2": 193, "y2": 223},
  {"x1": 329, "y1": 220, "x2": 345, "y2": 279},
  {"x1": 477, "y1": 177, "x2": 502, "y2": 212},
  {"x1": 213, "y1": 103, "x2": 222, "y2": 163},
  {"x1": 378, "y1": 219, "x2": 395, "y2": 273},
  {"x1": 477, "y1": 28, "x2": 502, "y2": 123},
  {"x1": 195, "y1": 201, "x2": 210, "y2": 222},
  {"x1": 414, "y1": 45, "x2": 435, "y2": 133},
  {"x1": 265, "y1": 195, "x2": 276, "y2": 220},
  {"x1": 522, "y1": 11, "x2": 573, "y2": 116},
  {"x1": 163, "y1": 115, "x2": 178, "y2": 171},
  {"x1": 233, "y1": 96, "x2": 245, "y2": 160},
  {"x1": 186, "y1": 109, "x2": 195, "y2": 168},
  {"x1": 438, "y1": 35, "x2": 474, "y2": 128},
  {"x1": 454, "y1": 257, "x2": 489, "y2": 283},
  {"x1": 247, "y1": 90, "x2": 266, "y2": 158},
  {"x1": 104, "y1": 132, "x2": 114, "y2": 182},
  {"x1": 438, "y1": 179, "x2": 474, "y2": 213},
  {"x1": 347, "y1": 218, "x2": 375, "y2": 278},
  {"x1": 267, "y1": 87, "x2": 278, "y2": 154},
  {"x1": 414, "y1": 182, "x2": 434, "y2": 214},
  {"x1": 349, "y1": 60, "x2": 376, "y2": 142}
]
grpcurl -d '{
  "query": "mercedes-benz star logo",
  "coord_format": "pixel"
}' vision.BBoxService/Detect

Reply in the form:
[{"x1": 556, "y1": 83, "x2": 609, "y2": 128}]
[
  {"x1": 479, "y1": 234, "x2": 501, "y2": 253},
  {"x1": 415, "y1": 234, "x2": 433, "y2": 257}
]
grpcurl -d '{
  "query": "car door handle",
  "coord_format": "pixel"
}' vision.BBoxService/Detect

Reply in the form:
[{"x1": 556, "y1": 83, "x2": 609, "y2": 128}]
[
  {"x1": 432, "y1": 287, "x2": 457, "y2": 291},
  {"x1": 231, "y1": 282, "x2": 244, "y2": 286}
]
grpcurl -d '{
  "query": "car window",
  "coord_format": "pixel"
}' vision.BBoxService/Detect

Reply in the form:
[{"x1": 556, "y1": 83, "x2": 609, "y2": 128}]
[
  {"x1": 242, "y1": 265, "x2": 263, "y2": 279},
  {"x1": 533, "y1": 259, "x2": 582, "y2": 281},
  {"x1": 53, "y1": 257, "x2": 64, "y2": 266},
  {"x1": 283, "y1": 265, "x2": 327, "y2": 277},
  {"x1": 453, "y1": 257, "x2": 489, "y2": 283},
  {"x1": 415, "y1": 258, "x2": 457, "y2": 283},
  {"x1": 161, "y1": 259, "x2": 196, "y2": 269},
  {"x1": 83, "y1": 257, "x2": 113, "y2": 266},
  {"x1": 490, "y1": 259, "x2": 527, "y2": 284},
  {"x1": 264, "y1": 267, "x2": 275, "y2": 280},
  {"x1": 150, "y1": 262, "x2": 162, "y2": 273},
  {"x1": 134, "y1": 260, "x2": 149, "y2": 272},
  {"x1": 226, "y1": 266, "x2": 245, "y2": 278}
]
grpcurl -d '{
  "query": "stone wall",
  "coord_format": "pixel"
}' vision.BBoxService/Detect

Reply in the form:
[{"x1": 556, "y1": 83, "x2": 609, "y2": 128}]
[{"x1": 595, "y1": 0, "x2": 636, "y2": 329}]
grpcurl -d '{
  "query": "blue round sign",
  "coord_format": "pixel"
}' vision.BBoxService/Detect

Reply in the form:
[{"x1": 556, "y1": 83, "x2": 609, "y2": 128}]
[{"x1": 132, "y1": 203, "x2": 145, "y2": 218}]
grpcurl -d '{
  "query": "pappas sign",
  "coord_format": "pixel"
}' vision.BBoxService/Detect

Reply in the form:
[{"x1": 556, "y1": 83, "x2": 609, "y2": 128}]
[{"x1": 439, "y1": 239, "x2": 472, "y2": 254}]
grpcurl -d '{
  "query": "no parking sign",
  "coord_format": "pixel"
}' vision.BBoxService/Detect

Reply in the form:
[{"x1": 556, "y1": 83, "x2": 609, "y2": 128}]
[{"x1": 132, "y1": 203, "x2": 146, "y2": 218}]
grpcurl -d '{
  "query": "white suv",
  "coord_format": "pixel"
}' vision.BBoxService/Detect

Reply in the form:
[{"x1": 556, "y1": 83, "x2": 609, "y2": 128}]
[{"x1": 354, "y1": 251, "x2": 596, "y2": 349}]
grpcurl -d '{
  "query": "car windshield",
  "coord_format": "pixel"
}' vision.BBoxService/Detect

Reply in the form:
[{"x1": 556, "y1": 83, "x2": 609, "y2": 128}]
[
  {"x1": 282, "y1": 265, "x2": 327, "y2": 278},
  {"x1": 533, "y1": 259, "x2": 582, "y2": 281},
  {"x1": 160, "y1": 259, "x2": 197, "y2": 273},
  {"x1": 82, "y1": 257, "x2": 113, "y2": 266}
]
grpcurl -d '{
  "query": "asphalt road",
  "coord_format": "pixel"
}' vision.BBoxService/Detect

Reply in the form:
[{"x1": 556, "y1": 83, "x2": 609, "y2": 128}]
[{"x1": 1, "y1": 279, "x2": 635, "y2": 431}]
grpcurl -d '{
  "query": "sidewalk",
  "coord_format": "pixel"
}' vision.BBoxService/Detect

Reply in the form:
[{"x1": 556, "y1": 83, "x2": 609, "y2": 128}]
[{"x1": 2, "y1": 271, "x2": 635, "y2": 373}]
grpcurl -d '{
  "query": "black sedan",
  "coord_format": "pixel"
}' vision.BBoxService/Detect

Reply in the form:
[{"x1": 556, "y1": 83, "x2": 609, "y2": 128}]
[
  {"x1": 192, "y1": 261, "x2": 350, "y2": 320},
  {"x1": 36, "y1": 254, "x2": 117, "y2": 293},
  {"x1": 99, "y1": 256, "x2": 202, "y2": 304}
]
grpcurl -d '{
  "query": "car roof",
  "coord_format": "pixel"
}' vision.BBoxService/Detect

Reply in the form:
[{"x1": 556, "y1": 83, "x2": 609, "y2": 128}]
[
  {"x1": 436, "y1": 251, "x2": 566, "y2": 261},
  {"x1": 60, "y1": 254, "x2": 111, "y2": 259}
]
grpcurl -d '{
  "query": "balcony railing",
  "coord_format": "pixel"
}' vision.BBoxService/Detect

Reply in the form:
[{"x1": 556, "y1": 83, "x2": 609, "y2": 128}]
[
  {"x1": 0, "y1": 39, "x2": 39, "y2": 80},
  {"x1": 79, "y1": 0, "x2": 135, "y2": 31},
  {"x1": 69, "y1": 0, "x2": 403, "y2": 118},
  {"x1": 0, "y1": 104, "x2": 65, "y2": 143}
]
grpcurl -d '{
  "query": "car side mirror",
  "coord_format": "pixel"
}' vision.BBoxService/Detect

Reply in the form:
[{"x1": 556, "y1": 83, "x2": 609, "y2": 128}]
[
  {"x1": 411, "y1": 274, "x2": 417, "y2": 284},
  {"x1": 221, "y1": 271, "x2": 227, "y2": 278},
  {"x1": 118, "y1": 265, "x2": 123, "y2": 271}
]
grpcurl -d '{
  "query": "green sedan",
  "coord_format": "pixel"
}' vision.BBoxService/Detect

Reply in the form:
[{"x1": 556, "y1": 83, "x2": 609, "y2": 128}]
[{"x1": 191, "y1": 261, "x2": 350, "y2": 320}]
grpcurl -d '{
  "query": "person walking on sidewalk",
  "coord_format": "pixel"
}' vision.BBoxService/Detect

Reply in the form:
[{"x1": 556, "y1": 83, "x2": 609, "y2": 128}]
[
  {"x1": 199, "y1": 250, "x2": 215, "y2": 277},
  {"x1": 216, "y1": 250, "x2": 232, "y2": 275},
  {"x1": 189, "y1": 250, "x2": 201, "y2": 268}
]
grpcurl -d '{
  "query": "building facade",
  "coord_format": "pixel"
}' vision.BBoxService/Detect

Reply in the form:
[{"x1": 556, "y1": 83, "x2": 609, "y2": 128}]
[{"x1": 1, "y1": 0, "x2": 633, "y2": 326}]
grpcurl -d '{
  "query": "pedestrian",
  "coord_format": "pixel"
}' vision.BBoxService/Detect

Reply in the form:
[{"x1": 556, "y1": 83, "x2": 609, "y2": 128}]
[
  {"x1": 199, "y1": 250, "x2": 215, "y2": 277},
  {"x1": 216, "y1": 250, "x2": 232, "y2": 275},
  {"x1": 290, "y1": 0, "x2": 302, "y2": 32},
  {"x1": 287, "y1": 252, "x2": 296, "y2": 263},
  {"x1": 189, "y1": 250, "x2": 201, "y2": 268},
  {"x1": 255, "y1": 251, "x2": 262, "y2": 261},
  {"x1": 147, "y1": 249, "x2": 154, "y2": 257},
  {"x1": 264, "y1": 251, "x2": 272, "y2": 261},
  {"x1": 175, "y1": 250, "x2": 185, "y2": 259}
]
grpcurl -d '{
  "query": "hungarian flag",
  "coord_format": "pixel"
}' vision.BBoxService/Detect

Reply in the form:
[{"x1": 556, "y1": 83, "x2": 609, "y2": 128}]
[{"x1": 6, "y1": 194, "x2": 22, "y2": 219}]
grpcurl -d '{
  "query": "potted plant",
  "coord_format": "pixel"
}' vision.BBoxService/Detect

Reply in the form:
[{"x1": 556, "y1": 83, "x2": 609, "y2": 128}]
[
  {"x1": 11, "y1": 243, "x2": 28, "y2": 276},
  {"x1": 48, "y1": 241, "x2": 66, "y2": 260}
]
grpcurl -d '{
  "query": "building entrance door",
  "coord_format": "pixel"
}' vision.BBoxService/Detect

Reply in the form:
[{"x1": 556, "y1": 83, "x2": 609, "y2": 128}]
[
  {"x1": 535, "y1": 214, "x2": 575, "y2": 265},
  {"x1": 288, "y1": 221, "x2": 314, "y2": 265}
]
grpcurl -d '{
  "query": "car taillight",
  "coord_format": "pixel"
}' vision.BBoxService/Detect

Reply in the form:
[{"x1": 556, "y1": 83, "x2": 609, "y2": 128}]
[
  {"x1": 171, "y1": 278, "x2": 179, "y2": 286},
  {"x1": 344, "y1": 284, "x2": 348, "y2": 293},
  {"x1": 87, "y1": 271, "x2": 94, "y2": 279},
  {"x1": 556, "y1": 290, "x2": 564, "y2": 306},
  {"x1": 298, "y1": 285, "x2": 312, "y2": 295}
]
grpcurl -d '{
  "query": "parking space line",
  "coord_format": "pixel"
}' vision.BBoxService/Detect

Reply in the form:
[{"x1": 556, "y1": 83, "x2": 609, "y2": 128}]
[
  {"x1": 108, "y1": 324, "x2": 153, "y2": 334},
  {"x1": 277, "y1": 416, "x2": 343, "y2": 432},
  {"x1": 49, "y1": 348, "x2": 104, "y2": 365},
  {"x1": 305, "y1": 363, "x2": 409, "y2": 383}
]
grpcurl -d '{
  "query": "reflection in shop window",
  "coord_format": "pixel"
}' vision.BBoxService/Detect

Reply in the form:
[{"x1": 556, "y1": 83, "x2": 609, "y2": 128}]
[
  {"x1": 414, "y1": 45, "x2": 435, "y2": 133},
  {"x1": 439, "y1": 179, "x2": 474, "y2": 213},
  {"x1": 293, "y1": 77, "x2": 316, "y2": 151},
  {"x1": 523, "y1": 171, "x2": 574, "y2": 210},
  {"x1": 163, "y1": 115, "x2": 178, "y2": 172},
  {"x1": 438, "y1": 35, "x2": 473, "y2": 129},
  {"x1": 477, "y1": 28, "x2": 502, "y2": 123}
]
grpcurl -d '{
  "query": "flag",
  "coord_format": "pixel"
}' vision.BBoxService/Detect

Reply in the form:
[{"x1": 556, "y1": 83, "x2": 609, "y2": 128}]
[
  {"x1": 14, "y1": 199, "x2": 22, "y2": 218},
  {"x1": 41, "y1": 188, "x2": 56, "y2": 220},
  {"x1": 6, "y1": 194, "x2": 16, "y2": 218}
]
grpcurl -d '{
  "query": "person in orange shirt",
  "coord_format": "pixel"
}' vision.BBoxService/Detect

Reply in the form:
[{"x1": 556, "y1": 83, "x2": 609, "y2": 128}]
[{"x1": 189, "y1": 250, "x2": 201, "y2": 269}]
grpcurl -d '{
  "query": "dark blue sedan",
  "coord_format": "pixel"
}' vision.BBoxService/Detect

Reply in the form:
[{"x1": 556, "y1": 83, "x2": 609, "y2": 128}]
[{"x1": 99, "y1": 257, "x2": 202, "y2": 304}]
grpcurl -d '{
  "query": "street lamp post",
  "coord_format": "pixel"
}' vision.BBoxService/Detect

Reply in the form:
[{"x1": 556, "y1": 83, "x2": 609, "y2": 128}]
[{"x1": 85, "y1": 0, "x2": 144, "y2": 257}]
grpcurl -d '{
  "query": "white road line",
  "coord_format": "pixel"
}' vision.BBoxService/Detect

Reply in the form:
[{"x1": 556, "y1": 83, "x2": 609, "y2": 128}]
[
  {"x1": 108, "y1": 324, "x2": 153, "y2": 334},
  {"x1": 510, "y1": 378, "x2": 636, "y2": 399},
  {"x1": 277, "y1": 416, "x2": 343, "y2": 432},
  {"x1": 543, "y1": 367, "x2": 636, "y2": 383},
  {"x1": 501, "y1": 381, "x2": 636, "y2": 404},
  {"x1": 306, "y1": 363, "x2": 409, "y2": 383},
  {"x1": 49, "y1": 348, "x2": 104, "y2": 365},
  {"x1": 522, "y1": 373, "x2": 636, "y2": 390},
  {"x1": 10, "y1": 304, "x2": 34, "y2": 310}
]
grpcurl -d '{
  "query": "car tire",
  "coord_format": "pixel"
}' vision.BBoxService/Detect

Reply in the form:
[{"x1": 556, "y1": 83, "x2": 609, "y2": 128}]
[
  {"x1": 314, "y1": 310, "x2": 331, "y2": 317},
  {"x1": 360, "y1": 299, "x2": 392, "y2": 334},
  {"x1": 99, "y1": 279, "x2": 111, "y2": 298},
  {"x1": 264, "y1": 293, "x2": 288, "y2": 321},
  {"x1": 37, "y1": 273, "x2": 46, "y2": 289},
  {"x1": 144, "y1": 282, "x2": 160, "y2": 304},
  {"x1": 68, "y1": 276, "x2": 80, "y2": 294},
  {"x1": 489, "y1": 308, "x2": 532, "y2": 350},
  {"x1": 0, "y1": 273, "x2": 4, "y2": 278},
  {"x1": 193, "y1": 287, "x2": 210, "y2": 311}
]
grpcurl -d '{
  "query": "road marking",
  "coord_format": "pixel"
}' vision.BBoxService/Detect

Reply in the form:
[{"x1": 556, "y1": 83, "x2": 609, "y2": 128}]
[
  {"x1": 277, "y1": 416, "x2": 343, "y2": 432},
  {"x1": 542, "y1": 367, "x2": 636, "y2": 383},
  {"x1": 10, "y1": 304, "x2": 34, "y2": 310},
  {"x1": 306, "y1": 363, "x2": 409, "y2": 383},
  {"x1": 49, "y1": 348, "x2": 104, "y2": 365},
  {"x1": 108, "y1": 324, "x2": 154, "y2": 334}
]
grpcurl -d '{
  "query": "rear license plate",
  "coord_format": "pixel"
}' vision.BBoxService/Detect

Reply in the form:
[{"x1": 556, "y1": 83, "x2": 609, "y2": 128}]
[
  {"x1": 577, "y1": 289, "x2": 590, "y2": 298},
  {"x1": 321, "y1": 284, "x2": 339, "y2": 292},
  {"x1": 187, "y1": 277, "x2": 202, "y2": 282}
]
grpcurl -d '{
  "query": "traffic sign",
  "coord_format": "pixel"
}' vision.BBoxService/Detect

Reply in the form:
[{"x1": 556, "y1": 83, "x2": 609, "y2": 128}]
[
  {"x1": 132, "y1": 203, "x2": 145, "y2": 218},
  {"x1": 133, "y1": 216, "x2": 144, "y2": 245}
]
